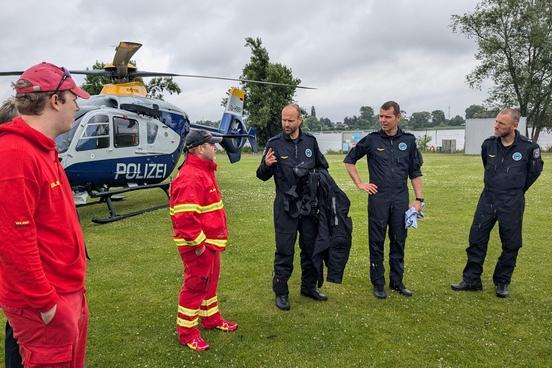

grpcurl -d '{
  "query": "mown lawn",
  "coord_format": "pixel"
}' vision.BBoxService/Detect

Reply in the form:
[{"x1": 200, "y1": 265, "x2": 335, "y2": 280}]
[{"x1": 1, "y1": 152, "x2": 551, "y2": 367}]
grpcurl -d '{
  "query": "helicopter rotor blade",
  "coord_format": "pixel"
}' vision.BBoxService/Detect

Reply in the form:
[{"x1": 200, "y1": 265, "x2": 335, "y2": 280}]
[
  {"x1": 131, "y1": 71, "x2": 316, "y2": 89},
  {"x1": 112, "y1": 42, "x2": 142, "y2": 79},
  {"x1": 0, "y1": 71, "x2": 25, "y2": 76},
  {"x1": 69, "y1": 70, "x2": 114, "y2": 77}
]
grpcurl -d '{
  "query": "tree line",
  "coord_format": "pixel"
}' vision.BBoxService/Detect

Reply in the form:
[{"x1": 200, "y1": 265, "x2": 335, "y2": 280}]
[{"x1": 79, "y1": 0, "x2": 552, "y2": 146}]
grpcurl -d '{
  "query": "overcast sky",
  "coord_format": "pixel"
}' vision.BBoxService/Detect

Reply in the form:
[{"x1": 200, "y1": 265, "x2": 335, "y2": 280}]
[{"x1": 0, "y1": 0, "x2": 490, "y2": 122}]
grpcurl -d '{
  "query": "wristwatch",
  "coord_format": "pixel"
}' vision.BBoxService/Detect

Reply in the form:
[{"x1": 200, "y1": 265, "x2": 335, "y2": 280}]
[{"x1": 415, "y1": 197, "x2": 424, "y2": 203}]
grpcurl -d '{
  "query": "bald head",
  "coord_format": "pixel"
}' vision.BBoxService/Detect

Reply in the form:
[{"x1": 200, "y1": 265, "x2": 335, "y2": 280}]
[{"x1": 281, "y1": 103, "x2": 302, "y2": 139}]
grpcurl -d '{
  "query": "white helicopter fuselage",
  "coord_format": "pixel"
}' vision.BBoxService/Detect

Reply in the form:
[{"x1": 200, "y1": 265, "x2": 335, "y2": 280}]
[{"x1": 56, "y1": 94, "x2": 190, "y2": 190}]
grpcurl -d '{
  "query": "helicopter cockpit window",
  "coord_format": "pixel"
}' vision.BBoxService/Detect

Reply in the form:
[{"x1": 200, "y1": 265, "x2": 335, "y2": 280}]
[
  {"x1": 114, "y1": 117, "x2": 139, "y2": 148},
  {"x1": 147, "y1": 122, "x2": 158, "y2": 144},
  {"x1": 75, "y1": 114, "x2": 110, "y2": 152}
]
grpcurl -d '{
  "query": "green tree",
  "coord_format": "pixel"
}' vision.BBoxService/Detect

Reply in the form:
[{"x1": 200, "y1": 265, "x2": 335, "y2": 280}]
[
  {"x1": 310, "y1": 106, "x2": 317, "y2": 118},
  {"x1": 146, "y1": 77, "x2": 181, "y2": 101},
  {"x1": 409, "y1": 111, "x2": 432, "y2": 130},
  {"x1": 81, "y1": 61, "x2": 111, "y2": 95},
  {"x1": 431, "y1": 110, "x2": 447, "y2": 126},
  {"x1": 452, "y1": 0, "x2": 552, "y2": 140},
  {"x1": 465, "y1": 104, "x2": 499, "y2": 119},
  {"x1": 449, "y1": 115, "x2": 466, "y2": 126},
  {"x1": 241, "y1": 37, "x2": 299, "y2": 146},
  {"x1": 319, "y1": 117, "x2": 334, "y2": 130}
]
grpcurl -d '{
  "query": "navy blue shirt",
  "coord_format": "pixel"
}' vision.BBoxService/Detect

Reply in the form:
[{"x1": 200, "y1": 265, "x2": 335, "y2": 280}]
[
  {"x1": 481, "y1": 130, "x2": 543, "y2": 193},
  {"x1": 343, "y1": 128, "x2": 423, "y2": 192},
  {"x1": 257, "y1": 130, "x2": 329, "y2": 197}
]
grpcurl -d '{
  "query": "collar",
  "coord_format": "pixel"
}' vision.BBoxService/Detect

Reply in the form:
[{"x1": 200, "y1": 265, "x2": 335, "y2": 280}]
[
  {"x1": 283, "y1": 129, "x2": 304, "y2": 142},
  {"x1": 498, "y1": 129, "x2": 520, "y2": 148},
  {"x1": 184, "y1": 152, "x2": 218, "y2": 172},
  {"x1": 378, "y1": 126, "x2": 403, "y2": 139}
]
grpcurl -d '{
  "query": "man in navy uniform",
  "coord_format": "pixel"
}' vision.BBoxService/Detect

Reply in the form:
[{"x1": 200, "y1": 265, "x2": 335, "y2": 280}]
[
  {"x1": 257, "y1": 103, "x2": 329, "y2": 311},
  {"x1": 344, "y1": 101, "x2": 423, "y2": 299},
  {"x1": 452, "y1": 108, "x2": 543, "y2": 297}
]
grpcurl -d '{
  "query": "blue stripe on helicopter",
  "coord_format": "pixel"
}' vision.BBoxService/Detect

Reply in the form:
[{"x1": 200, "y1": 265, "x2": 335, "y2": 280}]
[{"x1": 65, "y1": 152, "x2": 179, "y2": 188}]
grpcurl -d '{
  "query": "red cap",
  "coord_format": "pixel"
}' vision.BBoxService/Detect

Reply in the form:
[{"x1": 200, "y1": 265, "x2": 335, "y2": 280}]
[{"x1": 15, "y1": 62, "x2": 90, "y2": 99}]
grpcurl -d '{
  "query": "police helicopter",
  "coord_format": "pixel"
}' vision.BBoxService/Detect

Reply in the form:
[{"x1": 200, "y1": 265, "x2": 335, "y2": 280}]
[{"x1": 1, "y1": 41, "x2": 313, "y2": 223}]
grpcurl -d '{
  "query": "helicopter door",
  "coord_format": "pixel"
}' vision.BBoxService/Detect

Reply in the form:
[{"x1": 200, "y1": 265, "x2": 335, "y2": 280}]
[
  {"x1": 135, "y1": 118, "x2": 179, "y2": 155},
  {"x1": 73, "y1": 113, "x2": 111, "y2": 154}
]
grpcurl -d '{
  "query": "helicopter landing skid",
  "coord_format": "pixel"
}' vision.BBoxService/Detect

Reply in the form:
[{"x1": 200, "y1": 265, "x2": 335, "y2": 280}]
[{"x1": 87, "y1": 183, "x2": 170, "y2": 224}]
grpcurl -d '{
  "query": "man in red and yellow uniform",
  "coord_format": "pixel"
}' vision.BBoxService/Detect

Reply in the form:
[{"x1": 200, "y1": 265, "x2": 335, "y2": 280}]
[
  {"x1": 0, "y1": 62, "x2": 90, "y2": 367},
  {"x1": 169, "y1": 130, "x2": 238, "y2": 352}
]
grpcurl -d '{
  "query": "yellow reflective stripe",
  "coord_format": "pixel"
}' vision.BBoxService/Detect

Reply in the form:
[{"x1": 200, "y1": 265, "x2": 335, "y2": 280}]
[
  {"x1": 170, "y1": 200, "x2": 224, "y2": 215},
  {"x1": 200, "y1": 200, "x2": 224, "y2": 213},
  {"x1": 177, "y1": 317, "x2": 198, "y2": 328},
  {"x1": 173, "y1": 232, "x2": 206, "y2": 247},
  {"x1": 178, "y1": 305, "x2": 198, "y2": 317},
  {"x1": 198, "y1": 305, "x2": 219, "y2": 317},
  {"x1": 201, "y1": 296, "x2": 217, "y2": 306},
  {"x1": 205, "y1": 238, "x2": 227, "y2": 248},
  {"x1": 170, "y1": 203, "x2": 201, "y2": 215}
]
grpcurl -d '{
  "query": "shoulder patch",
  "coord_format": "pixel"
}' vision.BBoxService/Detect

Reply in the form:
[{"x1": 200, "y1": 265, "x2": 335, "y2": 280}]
[{"x1": 533, "y1": 147, "x2": 541, "y2": 159}]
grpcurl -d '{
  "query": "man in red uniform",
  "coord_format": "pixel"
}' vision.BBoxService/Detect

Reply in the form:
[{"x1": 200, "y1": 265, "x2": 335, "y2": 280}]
[
  {"x1": 169, "y1": 130, "x2": 238, "y2": 352},
  {"x1": 0, "y1": 62, "x2": 90, "y2": 367}
]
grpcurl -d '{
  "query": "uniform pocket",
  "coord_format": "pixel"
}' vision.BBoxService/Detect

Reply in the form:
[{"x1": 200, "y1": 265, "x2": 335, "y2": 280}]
[
  {"x1": 21, "y1": 343, "x2": 73, "y2": 366},
  {"x1": 183, "y1": 250, "x2": 213, "y2": 292}
]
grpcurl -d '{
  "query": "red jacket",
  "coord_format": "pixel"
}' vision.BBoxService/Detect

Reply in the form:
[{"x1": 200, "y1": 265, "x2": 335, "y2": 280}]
[
  {"x1": 169, "y1": 153, "x2": 228, "y2": 253},
  {"x1": 0, "y1": 117, "x2": 86, "y2": 312}
]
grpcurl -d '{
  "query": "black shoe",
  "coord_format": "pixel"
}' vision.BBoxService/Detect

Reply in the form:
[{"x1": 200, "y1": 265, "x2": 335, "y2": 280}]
[
  {"x1": 373, "y1": 286, "x2": 387, "y2": 299},
  {"x1": 451, "y1": 280, "x2": 483, "y2": 291},
  {"x1": 275, "y1": 295, "x2": 290, "y2": 310},
  {"x1": 300, "y1": 289, "x2": 328, "y2": 301},
  {"x1": 495, "y1": 283, "x2": 509, "y2": 298},
  {"x1": 390, "y1": 283, "x2": 413, "y2": 297}
]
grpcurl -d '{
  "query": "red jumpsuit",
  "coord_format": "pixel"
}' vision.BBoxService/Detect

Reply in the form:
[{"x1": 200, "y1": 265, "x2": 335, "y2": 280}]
[
  {"x1": 0, "y1": 118, "x2": 88, "y2": 367},
  {"x1": 169, "y1": 153, "x2": 228, "y2": 344}
]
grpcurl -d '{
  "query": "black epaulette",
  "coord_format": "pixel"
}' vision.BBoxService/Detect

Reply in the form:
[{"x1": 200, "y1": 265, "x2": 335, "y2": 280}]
[
  {"x1": 303, "y1": 131, "x2": 316, "y2": 139},
  {"x1": 519, "y1": 135, "x2": 532, "y2": 143},
  {"x1": 267, "y1": 134, "x2": 283, "y2": 143},
  {"x1": 483, "y1": 135, "x2": 496, "y2": 142}
]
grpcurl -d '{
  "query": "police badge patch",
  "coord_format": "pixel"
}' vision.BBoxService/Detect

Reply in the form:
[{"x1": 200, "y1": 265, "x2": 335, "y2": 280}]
[
  {"x1": 512, "y1": 152, "x2": 522, "y2": 161},
  {"x1": 533, "y1": 148, "x2": 541, "y2": 158},
  {"x1": 398, "y1": 142, "x2": 407, "y2": 151},
  {"x1": 305, "y1": 148, "x2": 313, "y2": 158}
]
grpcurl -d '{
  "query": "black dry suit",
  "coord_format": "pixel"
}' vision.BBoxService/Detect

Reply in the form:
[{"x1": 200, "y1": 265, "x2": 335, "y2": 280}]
[
  {"x1": 256, "y1": 130, "x2": 328, "y2": 296},
  {"x1": 312, "y1": 168, "x2": 353, "y2": 287}
]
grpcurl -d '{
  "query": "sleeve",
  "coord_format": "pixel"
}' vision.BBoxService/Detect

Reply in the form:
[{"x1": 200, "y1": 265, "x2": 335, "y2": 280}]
[
  {"x1": 169, "y1": 179, "x2": 207, "y2": 253},
  {"x1": 256, "y1": 141, "x2": 275, "y2": 181},
  {"x1": 343, "y1": 136, "x2": 369, "y2": 164},
  {"x1": 481, "y1": 141, "x2": 488, "y2": 168},
  {"x1": 0, "y1": 152, "x2": 58, "y2": 311},
  {"x1": 314, "y1": 138, "x2": 329, "y2": 170},
  {"x1": 524, "y1": 144, "x2": 543, "y2": 192},
  {"x1": 408, "y1": 138, "x2": 423, "y2": 179}
]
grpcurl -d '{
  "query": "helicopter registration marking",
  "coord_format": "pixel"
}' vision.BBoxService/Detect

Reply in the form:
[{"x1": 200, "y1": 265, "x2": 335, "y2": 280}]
[{"x1": 115, "y1": 163, "x2": 167, "y2": 180}]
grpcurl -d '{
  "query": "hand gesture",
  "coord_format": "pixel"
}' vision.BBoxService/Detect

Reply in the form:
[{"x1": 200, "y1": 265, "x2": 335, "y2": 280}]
[{"x1": 264, "y1": 148, "x2": 277, "y2": 167}]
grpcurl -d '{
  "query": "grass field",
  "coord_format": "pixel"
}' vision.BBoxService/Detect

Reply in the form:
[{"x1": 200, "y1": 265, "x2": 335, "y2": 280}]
[{"x1": 1, "y1": 152, "x2": 551, "y2": 367}]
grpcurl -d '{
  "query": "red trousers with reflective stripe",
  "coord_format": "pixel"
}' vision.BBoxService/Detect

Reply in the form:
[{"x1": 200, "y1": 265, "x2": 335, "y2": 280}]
[
  {"x1": 177, "y1": 248, "x2": 222, "y2": 344},
  {"x1": 1, "y1": 291, "x2": 88, "y2": 368}
]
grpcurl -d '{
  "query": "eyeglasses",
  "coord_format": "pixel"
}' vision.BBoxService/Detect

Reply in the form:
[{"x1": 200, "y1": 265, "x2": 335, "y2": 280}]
[{"x1": 52, "y1": 67, "x2": 71, "y2": 95}]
